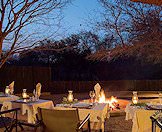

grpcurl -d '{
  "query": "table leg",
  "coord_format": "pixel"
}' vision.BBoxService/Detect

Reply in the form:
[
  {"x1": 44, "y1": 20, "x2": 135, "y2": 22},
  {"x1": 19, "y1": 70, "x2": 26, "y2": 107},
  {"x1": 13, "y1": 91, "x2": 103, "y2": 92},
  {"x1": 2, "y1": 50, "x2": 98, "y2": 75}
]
[
  {"x1": 101, "y1": 122, "x2": 104, "y2": 132},
  {"x1": 28, "y1": 109, "x2": 34, "y2": 123}
]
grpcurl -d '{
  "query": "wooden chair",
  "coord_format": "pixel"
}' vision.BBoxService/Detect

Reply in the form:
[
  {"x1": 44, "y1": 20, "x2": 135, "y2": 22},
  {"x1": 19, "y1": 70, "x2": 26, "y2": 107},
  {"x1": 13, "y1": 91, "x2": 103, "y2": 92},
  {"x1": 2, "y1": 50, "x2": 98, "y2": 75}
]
[
  {"x1": 0, "y1": 108, "x2": 22, "y2": 132},
  {"x1": 38, "y1": 108, "x2": 91, "y2": 132}
]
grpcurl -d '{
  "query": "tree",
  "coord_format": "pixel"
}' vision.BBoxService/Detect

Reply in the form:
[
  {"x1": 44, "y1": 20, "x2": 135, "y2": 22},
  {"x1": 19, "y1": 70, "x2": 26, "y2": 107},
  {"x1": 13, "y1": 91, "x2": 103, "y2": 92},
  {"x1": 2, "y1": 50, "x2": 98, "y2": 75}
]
[
  {"x1": 18, "y1": 33, "x2": 92, "y2": 65},
  {"x1": 89, "y1": 0, "x2": 162, "y2": 63},
  {"x1": 0, "y1": 0, "x2": 70, "y2": 68}
]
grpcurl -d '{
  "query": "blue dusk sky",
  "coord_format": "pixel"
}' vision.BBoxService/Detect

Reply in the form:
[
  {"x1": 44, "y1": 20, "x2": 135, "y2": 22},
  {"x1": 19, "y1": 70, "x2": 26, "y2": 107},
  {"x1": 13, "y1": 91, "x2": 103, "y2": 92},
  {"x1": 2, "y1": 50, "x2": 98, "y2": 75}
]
[{"x1": 61, "y1": 0, "x2": 102, "y2": 36}]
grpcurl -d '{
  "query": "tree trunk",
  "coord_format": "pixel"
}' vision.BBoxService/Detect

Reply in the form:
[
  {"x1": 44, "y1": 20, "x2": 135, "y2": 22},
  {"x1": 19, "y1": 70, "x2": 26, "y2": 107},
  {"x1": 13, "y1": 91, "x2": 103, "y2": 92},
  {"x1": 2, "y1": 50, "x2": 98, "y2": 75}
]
[
  {"x1": 0, "y1": 38, "x2": 3, "y2": 57},
  {"x1": 0, "y1": 37, "x2": 3, "y2": 68}
]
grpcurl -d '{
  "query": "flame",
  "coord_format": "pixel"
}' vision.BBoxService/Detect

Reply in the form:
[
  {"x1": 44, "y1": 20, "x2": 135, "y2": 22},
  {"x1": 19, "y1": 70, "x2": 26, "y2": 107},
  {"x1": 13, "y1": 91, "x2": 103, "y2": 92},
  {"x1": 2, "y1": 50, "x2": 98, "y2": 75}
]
[
  {"x1": 98, "y1": 90, "x2": 118, "y2": 109},
  {"x1": 110, "y1": 96, "x2": 118, "y2": 103},
  {"x1": 98, "y1": 90, "x2": 106, "y2": 103}
]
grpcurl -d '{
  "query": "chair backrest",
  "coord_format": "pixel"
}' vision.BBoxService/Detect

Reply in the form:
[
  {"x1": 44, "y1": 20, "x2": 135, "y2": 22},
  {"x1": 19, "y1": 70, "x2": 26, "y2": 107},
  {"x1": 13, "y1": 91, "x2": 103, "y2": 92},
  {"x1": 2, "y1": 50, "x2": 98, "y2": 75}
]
[{"x1": 39, "y1": 108, "x2": 80, "y2": 132}]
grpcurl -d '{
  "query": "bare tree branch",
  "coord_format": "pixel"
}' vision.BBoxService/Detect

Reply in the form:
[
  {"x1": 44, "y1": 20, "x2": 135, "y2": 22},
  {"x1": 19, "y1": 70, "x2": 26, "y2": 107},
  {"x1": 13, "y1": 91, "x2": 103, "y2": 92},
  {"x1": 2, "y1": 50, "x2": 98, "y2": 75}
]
[{"x1": 0, "y1": 0, "x2": 70, "y2": 68}]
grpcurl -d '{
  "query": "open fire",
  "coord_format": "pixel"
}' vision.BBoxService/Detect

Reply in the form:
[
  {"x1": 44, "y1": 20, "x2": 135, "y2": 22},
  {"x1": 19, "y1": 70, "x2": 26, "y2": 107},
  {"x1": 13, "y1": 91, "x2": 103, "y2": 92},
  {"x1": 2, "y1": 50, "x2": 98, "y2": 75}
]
[{"x1": 98, "y1": 90, "x2": 120, "y2": 110}]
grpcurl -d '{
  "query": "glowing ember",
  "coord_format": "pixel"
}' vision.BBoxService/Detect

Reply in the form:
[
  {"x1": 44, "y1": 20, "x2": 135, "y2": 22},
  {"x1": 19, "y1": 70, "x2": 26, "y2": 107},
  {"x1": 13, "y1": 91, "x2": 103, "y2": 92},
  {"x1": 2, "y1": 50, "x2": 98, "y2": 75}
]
[{"x1": 107, "y1": 96, "x2": 118, "y2": 109}]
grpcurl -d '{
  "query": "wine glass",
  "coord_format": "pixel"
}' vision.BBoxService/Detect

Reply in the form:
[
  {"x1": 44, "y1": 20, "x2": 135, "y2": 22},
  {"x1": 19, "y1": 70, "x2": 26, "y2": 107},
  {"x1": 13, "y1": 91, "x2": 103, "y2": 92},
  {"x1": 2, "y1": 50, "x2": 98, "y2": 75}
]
[
  {"x1": 33, "y1": 89, "x2": 36, "y2": 97},
  {"x1": 89, "y1": 91, "x2": 95, "y2": 103}
]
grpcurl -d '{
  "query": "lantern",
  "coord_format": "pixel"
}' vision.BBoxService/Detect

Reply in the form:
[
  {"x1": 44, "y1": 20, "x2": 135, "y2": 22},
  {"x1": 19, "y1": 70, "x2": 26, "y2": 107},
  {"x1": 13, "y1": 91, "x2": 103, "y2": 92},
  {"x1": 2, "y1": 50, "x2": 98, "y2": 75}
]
[
  {"x1": 132, "y1": 91, "x2": 138, "y2": 104},
  {"x1": 22, "y1": 89, "x2": 27, "y2": 99},
  {"x1": 67, "y1": 90, "x2": 74, "y2": 102},
  {"x1": 5, "y1": 86, "x2": 10, "y2": 95}
]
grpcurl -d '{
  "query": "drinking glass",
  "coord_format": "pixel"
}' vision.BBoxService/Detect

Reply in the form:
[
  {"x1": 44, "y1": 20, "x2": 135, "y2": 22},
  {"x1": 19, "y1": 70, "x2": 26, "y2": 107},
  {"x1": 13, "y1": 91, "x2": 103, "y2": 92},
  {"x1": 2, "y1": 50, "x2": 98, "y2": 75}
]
[{"x1": 89, "y1": 91, "x2": 95, "y2": 102}]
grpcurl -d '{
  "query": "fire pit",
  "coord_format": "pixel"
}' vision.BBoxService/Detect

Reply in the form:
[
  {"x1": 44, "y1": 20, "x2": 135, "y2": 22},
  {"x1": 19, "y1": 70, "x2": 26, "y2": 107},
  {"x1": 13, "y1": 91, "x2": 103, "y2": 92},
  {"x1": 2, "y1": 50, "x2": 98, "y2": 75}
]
[{"x1": 98, "y1": 90, "x2": 130, "y2": 116}]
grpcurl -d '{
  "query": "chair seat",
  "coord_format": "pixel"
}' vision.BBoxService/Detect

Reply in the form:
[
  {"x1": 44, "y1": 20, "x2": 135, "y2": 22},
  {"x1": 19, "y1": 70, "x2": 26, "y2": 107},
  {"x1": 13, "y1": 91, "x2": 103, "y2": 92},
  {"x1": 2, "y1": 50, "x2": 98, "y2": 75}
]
[{"x1": 0, "y1": 117, "x2": 14, "y2": 128}]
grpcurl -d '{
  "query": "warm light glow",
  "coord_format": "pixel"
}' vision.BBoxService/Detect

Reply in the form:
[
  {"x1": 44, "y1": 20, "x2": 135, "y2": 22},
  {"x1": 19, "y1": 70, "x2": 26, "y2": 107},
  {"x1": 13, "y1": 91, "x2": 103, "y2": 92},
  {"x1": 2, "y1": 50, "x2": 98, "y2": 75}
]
[
  {"x1": 107, "y1": 96, "x2": 118, "y2": 109},
  {"x1": 67, "y1": 90, "x2": 74, "y2": 102},
  {"x1": 99, "y1": 90, "x2": 106, "y2": 103},
  {"x1": 68, "y1": 95, "x2": 73, "y2": 102},
  {"x1": 132, "y1": 99, "x2": 138, "y2": 104},
  {"x1": 110, "y1": 96, "x2": 118, "y2": 103},
  {"x1": 132, "y1": 97, "x2": 138, "y2": 104},
  {"x1": 5, "y1": 87, "x2": 10, "y2": 94},
  {"x1": 22, "y1": 89, "x2": 28, "y2": 99},
  {"x1": 22, "y1": 92, "x2": 27, "y2": 98},
  {"x1": 98, "y1": 89, "x2": 118, "y2": 109},
  {"x1": 132, "y1": 91, "x2": 138, "y2": 104}
]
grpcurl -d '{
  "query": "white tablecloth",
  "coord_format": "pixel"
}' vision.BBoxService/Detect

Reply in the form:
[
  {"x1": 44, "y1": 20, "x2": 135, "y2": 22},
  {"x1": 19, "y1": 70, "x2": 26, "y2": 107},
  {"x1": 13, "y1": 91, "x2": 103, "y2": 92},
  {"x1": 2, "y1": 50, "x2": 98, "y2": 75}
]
[
  {"x1": 2, "y1": 99, "x2": 54, "y2": 123},
  {"x1": 125, "y1": 103, "x2": 141, "y2": 120},
  {"x1": 125, "y1": 104, "x2": 161, "y2": 132},
  {"x1": 56, "y1": 103, "x2": 109, "y2": 132},
  {"x1": 0, "y1": 95, "x2": 19, "y2": 104}
]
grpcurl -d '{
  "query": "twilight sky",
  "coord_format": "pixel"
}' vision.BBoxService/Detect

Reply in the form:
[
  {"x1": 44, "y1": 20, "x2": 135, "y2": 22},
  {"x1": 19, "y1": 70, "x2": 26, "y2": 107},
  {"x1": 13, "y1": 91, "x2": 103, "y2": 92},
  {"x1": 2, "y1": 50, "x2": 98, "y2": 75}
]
[{"x1": 61, "y1": 0, "x2": 102, "y2": 36}]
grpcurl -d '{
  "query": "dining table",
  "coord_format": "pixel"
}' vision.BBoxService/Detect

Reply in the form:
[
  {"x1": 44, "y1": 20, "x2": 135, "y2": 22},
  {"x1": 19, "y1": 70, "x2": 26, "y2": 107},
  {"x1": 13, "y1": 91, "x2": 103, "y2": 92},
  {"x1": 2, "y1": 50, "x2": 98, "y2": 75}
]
[
  {"x1": 1, "y1": 99, "x2": 55, "y2": 123},
  {"x1": 125, "y1": 100, "x2": 162, "y2": 132},
  {"x1": 0, "y1": 94, "x2": 19, "y2": 104},
  {"x1": 56, "y1": 100, "x2": 110, "y2": 132}
]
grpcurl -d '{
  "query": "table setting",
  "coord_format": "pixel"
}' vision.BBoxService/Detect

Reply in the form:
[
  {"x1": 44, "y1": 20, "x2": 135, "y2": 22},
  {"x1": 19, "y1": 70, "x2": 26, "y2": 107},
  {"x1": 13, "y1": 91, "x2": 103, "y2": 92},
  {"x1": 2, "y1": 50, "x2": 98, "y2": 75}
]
[
  {"x1": 1, "y1": 82, "x2": 54, "y2": 123},
  {"x1": 14, "y1": 85, "x2": 41, "y2": 104},
  {"x1": 55, "y1": 83, "x2": 110, "y2": 132},
  {"x1": 125, "y1": 91, "x2": 162, "y2": 132},
  {"x1": 0, "y1": 81, "x2": 20, "y2": 104},
  {"x1": 125, "y1": 91, "x2": 162, "y2": 120}
]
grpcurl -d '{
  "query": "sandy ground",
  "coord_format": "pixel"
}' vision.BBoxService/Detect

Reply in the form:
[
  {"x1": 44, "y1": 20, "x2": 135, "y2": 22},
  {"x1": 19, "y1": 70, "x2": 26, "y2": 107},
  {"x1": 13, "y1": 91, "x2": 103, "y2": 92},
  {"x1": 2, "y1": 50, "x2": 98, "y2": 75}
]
[{"x1": 1, "y1": 91, "x2": 160, "y2": 132}]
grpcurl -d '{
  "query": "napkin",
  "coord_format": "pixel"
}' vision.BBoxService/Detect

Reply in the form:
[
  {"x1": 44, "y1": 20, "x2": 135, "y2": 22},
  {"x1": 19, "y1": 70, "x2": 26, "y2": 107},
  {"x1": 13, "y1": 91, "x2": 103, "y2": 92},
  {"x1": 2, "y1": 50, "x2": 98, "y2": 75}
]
[
  {"x1": 94, "y1": 83, "x2": 101, "y2": 101},
  {"x1": 9, "y1": 81, "x2": 14, "y2": 94},
  {"x1": 36, "y1": 83, "x2": 41, "y2": 97}
]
